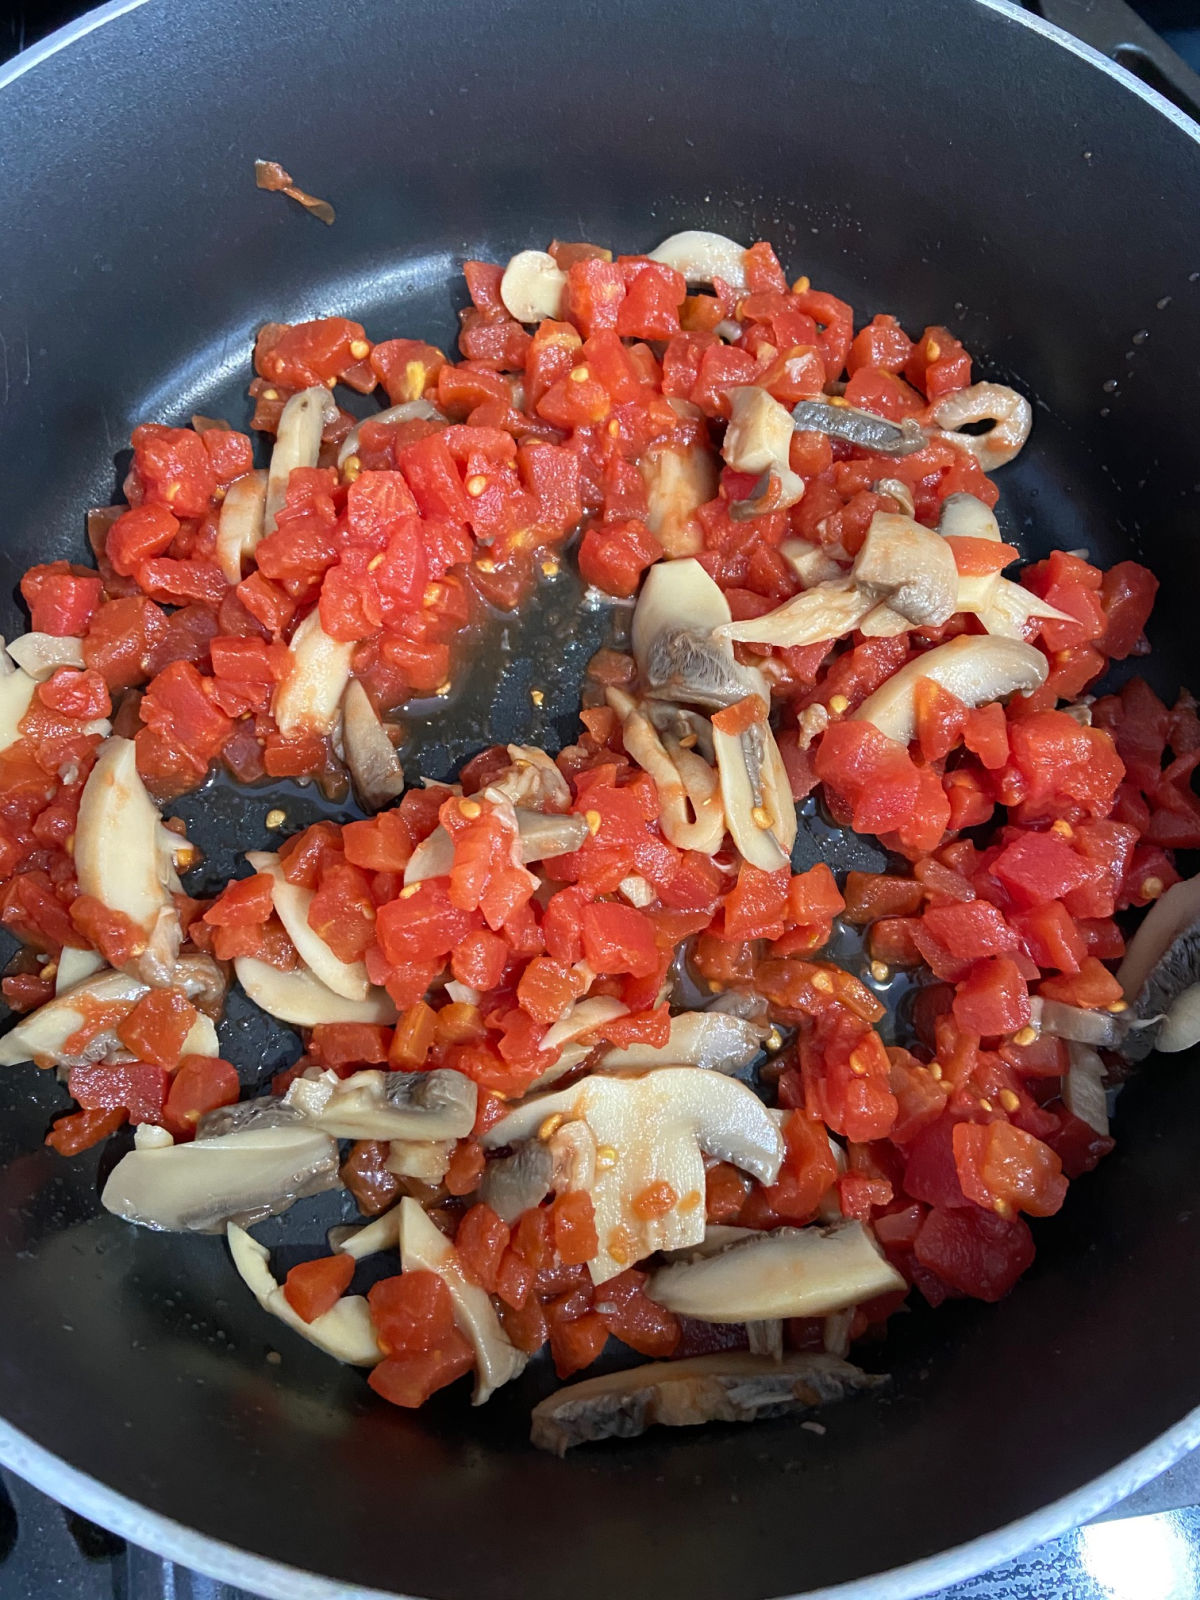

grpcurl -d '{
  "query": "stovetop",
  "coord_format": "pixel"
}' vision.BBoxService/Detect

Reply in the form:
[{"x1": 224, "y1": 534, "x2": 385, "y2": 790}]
[{"x1": 2, "y1": 0, "x2": 1200, "y2": 1596}]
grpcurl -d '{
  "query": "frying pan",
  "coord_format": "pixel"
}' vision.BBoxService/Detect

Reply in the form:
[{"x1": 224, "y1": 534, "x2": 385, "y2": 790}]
[{"x1": 2, "y1": 0, "x2": 1200, "y2": 1595}]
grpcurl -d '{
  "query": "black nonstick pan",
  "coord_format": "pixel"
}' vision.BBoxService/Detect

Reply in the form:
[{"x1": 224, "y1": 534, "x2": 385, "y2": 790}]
[{"x1": 2, "y1": 0, "x2": 1200, "y2": 1595}]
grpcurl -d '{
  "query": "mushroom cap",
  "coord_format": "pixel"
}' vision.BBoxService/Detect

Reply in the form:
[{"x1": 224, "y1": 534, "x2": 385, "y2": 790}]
[
  {"x1": 247, "y1": 852, "x2": 371, "y2": 1000},
  {"x1": 854, "y1": 635, "x2": 1048, "y2": 745},
  {"x1": 233, "y1": 955, "x2": 396, "y2": 1027},
  {"x1": 647, "y1": 230, "x2": 748, "y2": 289}
]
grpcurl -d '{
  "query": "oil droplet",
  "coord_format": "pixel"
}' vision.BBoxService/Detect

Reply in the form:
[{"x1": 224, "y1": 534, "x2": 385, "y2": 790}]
[
  {"x1": 1157, "y1": 296, "x2": 1172, "y2": 310},
  {"x1": 1102, "y1": 378, "x2": 1119, "y2": 392},
  {"x1": 1190, "y1": 271, "x2": 1199, "y2": 283},
  {"x1": 1131, "y1": 329, "x2": 1149, "y2": 345},
  {"x1": 1100, "y1": 407, "x2": 1111, "y2": 418}
]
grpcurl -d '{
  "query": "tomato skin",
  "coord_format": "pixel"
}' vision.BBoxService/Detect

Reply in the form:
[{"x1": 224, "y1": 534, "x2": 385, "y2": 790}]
[
  {"x1": 283, "y1": 1254, "x2": 355, "y2": 1322},
  {"x1": 163, "y1": 1056, "x2": 241, "y2": 1141}
]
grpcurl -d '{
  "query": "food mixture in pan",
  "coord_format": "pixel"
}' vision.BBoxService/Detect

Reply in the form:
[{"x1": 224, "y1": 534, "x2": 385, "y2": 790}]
[{"x1": 1, "y1": 230, "x2": 1195, "y2": 1452}]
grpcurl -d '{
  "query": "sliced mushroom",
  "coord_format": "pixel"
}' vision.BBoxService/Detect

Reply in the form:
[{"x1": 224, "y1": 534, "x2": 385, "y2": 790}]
[
  {"x1": 723, "y1": 387, "x2": 805, "y2": 516},
  {"x1": 1064, "y1": 1042, "x2": 1110, "y2": 1137},
  {"x1": 5, "y1": 633, "x2": 86, "y2": 681},
  {"x1": 779, "y1": 540, "x2": 845, "y2": 589},
  {"x1": 1118, "y1": 873, "x2": 1200, "y2": 1001},
  {"x1": 791, "y1": 399, "x2": 928, "y2": 456},
  {"x1": 75, "y1": 738, "x2": 182, "y2": 963},
  {"x1": 648, "y1": 230, "x2": 748, "y2": 290},
  {"x1": 0, "y1": 969, "x2": 148, "y2": 1067},
  {"x1": 1116, "y1": 875, "x2": 1200, "y2": 1060},
  {"x1": 640, "y1": 441, "x2": 718, "y2": 557},
  {"x1": 265, "y1": 386, "x2": 338, "y2": 533},
  {"x1": 609, "y1": 689, "x2": 725, "y2": 855},
  {"x1": 101, "y1": 1123, "x2": 340, "y2": 1233},
  {"x1": 854, "y1": 635, "x2": 1048, "y2": 745},
  {"x1": 1031, "y1": 996, "x2": 1126, "y2": 1049},
  {"x1": 397, "y1": 1197, "x2": 526, "y2": 1403},
  {"x1": 850, "y1": 511, "x2": 959, "y2": 628},
  {"x1": 597, "y1": 1011, "x2": 766, "y2": 1074},
  {"x1": 282, "y1": 1067, "x2": 476, "y2": 1141},
  {"x1": 482, "y1": 1069, "x2": 784, "y2": 1282},
  {"x1": 965, "y1": 579, "x2": 1076, "y2": 641},
  {"x1": 0, "y1": 658, "x2": 36, "y2": 752},
  {"x1": 530, "y1": 1350, "x2": 885, "y2": 1454},
  {"x1": 488, "y1": 744, "x2": 573, "y2": 812},
  {"x1": 631, "y1": 557, "x2": 732, "y2": 679},
  {"x1": 233, "y1": 955, "x2": 396, "y2": 1027},
  {"x1": 1156, "y1": 986, "x2": 1200, "y2": 1053},
  {"x1": 500, "y1": 249, "x2": 568, "y2": 323},
  {"x1": 647, "y1": 1220, "x2": 904, "y2": 1321},
  {"x1": 54, "y1": 946, "x2": 106, "y2": 995},
  {"x1": 247, "y1": 852, "x2": 370, "y2": 1001},
  {"x1": 341, "y1": 679, "x2": 404, "y2": 811},
  {"x1": 337, "y1": 399, "x2": 444, "y2": 471},
  {"x1": 712, "y1": 702, "x2": 796, "y2": 873},
  {"x1": 927, "y1": 382, "x2": 1032, "y2": 472},
  {"x1": 937, "y1": 491, "x2": 1001, "y2": 542},
  {"x1": 331, "y1": 1204, "x2": 402, "y2": 1260},
  {"x1": 403, "y1": 807, "x2": 589, "y2": 886},
  {"x1": 642, "y1": 629, "x2": 766, "y2": 711},
  {"x1": 480, "y1": 1139, "x2": 555, "y2": 1223},
  {"x1": 227, "y1": 1224, "x2": 381, "y2": 1366},
  {"x1": 386, "y1": 1139, "x2": 454, "y2": 1184},
  {"x1": 856, "y1": 603, "x2": 911, "y2": 639},
  {"x1": 215, "y1": 469, "x2": 269, "y2": 584},
  {"x1": 527, "y1": 995, "x2": 632, "y2": 1090},
  {"x1": 272, "y1": 610, "x2": 355, "y2": 740},
  {"x1": 747, "y1": 1319, "x2": 785, "y2": 1360},
  {"x1": 715, "y1": 579, "x2": 874, "y2": 650}
]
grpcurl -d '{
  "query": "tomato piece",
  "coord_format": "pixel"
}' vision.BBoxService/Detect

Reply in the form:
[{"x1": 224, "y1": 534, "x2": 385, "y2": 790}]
[
  {"x1": 115, "y1": 987, "x2": 198, "y2": 1070},
  {"x1": 904, "y1": 326, "x2": 971, "y2": 401},
  {"x1": 455, "y1": 1203, "x2": 510, "y2": 1294},
  {"x1": 953, "y1": 1121, "x2": 1067, "y2": 1218},
  {"x1": 368, "y1": 1340, "x2": 476, "y2": 1408},
  {"x1": 581, "y1": 900, "x2": 659, "y2": 978},
  {"x1": 106, "y1": 503, "x2": 180, "y2": 577},
  {"x1": 951, "y1": 956, "x2": 1030, "y2": 1036},
  {"x1": 741, "y1": 1109, "x2": 839, "y2": 1227},
  {"x1": 1100, "y1": 561, "x2": 1157, "y2": 659},
  {"x1": 847, "y1": 313, "x2": 914, "y2": 376},
  {"x1": 1011, "y1": 901, "x2": 1085, "y2": 975},
  {"x1": 1004, "y1": 711, "x2": 1124, "y2": 824},
  {"x1": 376, "y1": 880, "x2": 472, "y2": 967},
  {"x1": 922, "y1": 901, "x2": 1018, "y2": 962},
  {"x1": 69, "y1": 894, "x2": 147, "y2": 966},
  {"x1": 552, "y1": 1190, "x2": 599, "y2": 1266},
  {"x1": 68, "y1": 1061, "x2": 170, "y2": 1124},
  {"x1": 45, "y1": 1105, "x2": 126, "y2": 1156},
  {"x1": 131, "y1": 424, "x2": 218, "y2": 517},
  {"x1": 842, "y1": 872, "x2": 924, "y2": 924},
  {"x1": 22, "y1": 563, "x2": 104, "y2": 637},
  {"x1": 283, "y1": 1254, "x2": 356, "y2": 1323},
  {"x1": 310, "y1": 1022, "x2": 391, "y2": 1068},
  {"x1": 203, "y1": 872, "x2": 275, "y2": 927},
  {"x1": 255, "y1": 317, "x2": 369, "y2": 389},
  {"x1": 914, "y1": 1203, "x2": 1035, "y2": 1302},
  {"x1": 1037, "y1": 955, "x2": 1124, "y2": 1009},
  {"x1": 596, "y1": 1268, "x2": 681, "y2": 1356},
  {"x1": 163, "y1": 1056, "x2": 241, "y2": 1140}
]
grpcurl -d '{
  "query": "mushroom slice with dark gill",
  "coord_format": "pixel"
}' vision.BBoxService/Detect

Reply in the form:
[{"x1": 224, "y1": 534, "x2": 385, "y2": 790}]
[
  {"x1": 790, "y1": 399, "x2": 928, "y2": 456},
  {"x1": 1117, "y1": 872, "x2": 1200, "y2": 1059},
  {"x1": 101, "y1": 1123, "x2": 340, "y2": 1233},
  {"x1": 479, "y1": 1139, "x2": 555, "y2": 1223},
  {"x1": 530, "y1": 1351, "x2": 885, "y2": 1454},
  {"x1": 227, "y1": 1225, "x2": 381, "y2": 1366},
  {"x1": 282, "y1": 1066, "x2": 477, "y2": 1142},
  {"x1": 340, "y1": 678, "x2": 404, "y2": 810},
  {"x1": 850, "y1": 511, "x2": 959, "y2": 628},
  {"x1": 646, "y1": 1220, "x2": 905, "y2": 1322}
]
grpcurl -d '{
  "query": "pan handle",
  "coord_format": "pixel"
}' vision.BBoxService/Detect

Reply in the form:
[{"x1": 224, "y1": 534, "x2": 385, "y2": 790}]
[{"x1": 1032, "y1": 0, "x2": 1200, "y2": 125}]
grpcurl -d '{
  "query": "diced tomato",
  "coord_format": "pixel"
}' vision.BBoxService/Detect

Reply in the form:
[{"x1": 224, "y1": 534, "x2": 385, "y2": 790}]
[
  {"x1": 914, "y1": 1203, "x2": 1035, "y2": 1302},
  {"x1": 953, "y1": 1121, "x2": 1067, "y2": 1219},
  {"x1": 163, "y1": 1056, "x2": 241, "y2": 1140},
  {"x1": 1038, "y1": 956, "x2": 1124, "y2": 1010},
  {"x1": 45, "y1": 1106, "x2": 127, "y2": 1156},
  {"x1": 581, "y1": 901, "x2": 659, "y2": 978},
  {"x1": 552, "y1": 1190, "x2": 599, "y2": 1266},
  {"x1": 22, "y1": 563, "x2": 104, "y2": 637},
  {"x1": 115, "y1": 988, "x2": 198, "y2": 1070},
  {"x1": 68, "y1": 1061, "x2": 169, "y2": 1125},
  {"x1": 455, "y1": 1204, "x2": 510, "y2": 1294},
  {"x1": 284, "y1": 1254, "x2": 356, "y2": 1323},
  {"x1": 951, "y1": 956, "x2": 1030, "y2": 1036}
]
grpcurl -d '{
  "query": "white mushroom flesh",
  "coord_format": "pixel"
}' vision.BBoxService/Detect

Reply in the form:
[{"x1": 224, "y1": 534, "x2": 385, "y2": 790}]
[
  {"x1": 233, "y1": 955, "x2": 396, "y2": 1027},
  {"x1": 386, "y1": 1138, "x2": 454, "y2": 1183},
  {"x1": 282, "y1": 1066, "x2": 476, "y2": 1141},
  {"x1": 853, "y1": 635, "x2": 1048, "y2": 745},
  {"x1": 631, "y1": 558, "x2": 731, "y2": 678},
  {"x1": 722, "y1": 387, "x2": 806, "y2": 512},
  {"x1": 397, "y1": 1197, "x2": 526, "y2": 1403},
  {"x1": 647, "y1": 1220, "x2": 904, "y2": 1321},
  {"x1": 0, "y1": 969, "x2": 148, "y2": 1067},
  {"x1": 648, "y1": 230, "x2": 748, "y2": 290},
  {"x1": 5, "y1": 633, "x2": 86, "y2": 681},
  {"x1": 499, "y1": 249, "x2": 568, "y2": 323},
  {"x1": 341, "y1": 679, "x2": 404, "y2": 810},
  {"x1": 1031, "y1": 997, "x2": 1124, "y2": 1049},
  {"x1": 265, "y1": 386, "x2": 338, "y2": 533},
  {"x1": 247, "y1": 852, "x2": 370, "y2": 1000},
  {"x1": 715, "y1": 581, "x2": 874, "y2": 649},
  {"x1": 712, "y1": 709, "x2": 796, "y2": 873},
  {"x1": 227, "y1": 1224, "x2": 381, "y2": 1366},
  {"x1": 481, "y1": 1069, "x2": 784, "y2": 1283},
  {"x1": 101, "y1": 1123, "x2": 340, "y2": 1233},
  {"x1": 850, "y1": 511, "x2": 959, "y2": 628},
  {"x1": 928, "y1": 382, "x2": 1033, "y2": 471},
  {"x1": 1156, "y1": 985, "x2": 1200, "y2": 1053},
  {"x1": 272, "y1": 610, "x2": 355, "y2": 739},
  {"x1": 610, "y1": 692, "x2": 725, "y2": 855},
  {"x1": 332, "y1": 1204, "x2": 402, "y2": 1260},
  {"x1": 597, "y1": 1011, "x2": 766, "y2": 1074},
  {"x1": 54, "y1": 946, "x2": 106, "y2": 995},
  {"x1": 0, "y1": 665, "x2": 37, "y2": 752},
  {"x1": 640, "y1": 441, "x2": 718, "y2": 557},
  {"x1": 215, "y1": 469, "x2": 269, "y2": 584},
  {"x1": 1118, "y1": 874, "x2": 1200, "y2": 1000},
  {"x1": 75, "y1": 737, "x2": 182, "y2": 954},
  {"x1": 1064, "y1": 1043, "x2": 1110, "y2": 1137}
]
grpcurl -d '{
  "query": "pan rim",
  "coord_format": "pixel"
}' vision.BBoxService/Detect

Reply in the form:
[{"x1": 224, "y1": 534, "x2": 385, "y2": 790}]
[{"x1": 0, "y1": 0, "x2": 1199, "y2": 1596}]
